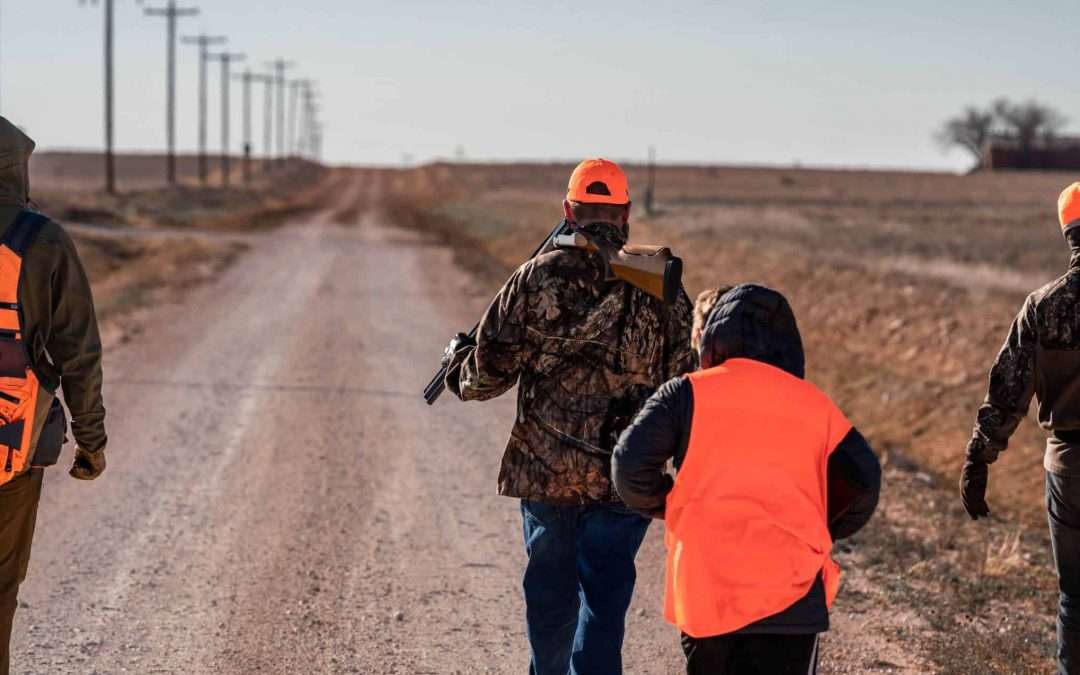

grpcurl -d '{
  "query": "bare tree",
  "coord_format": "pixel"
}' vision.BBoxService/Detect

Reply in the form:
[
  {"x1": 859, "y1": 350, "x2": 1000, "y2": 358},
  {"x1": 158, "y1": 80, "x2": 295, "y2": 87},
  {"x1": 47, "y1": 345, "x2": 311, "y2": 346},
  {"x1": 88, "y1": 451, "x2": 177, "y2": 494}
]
[
  {"x1": 936, "y1": 106, "x2": 995, "y2": 168},
  {"x1": 992, "y1": 98, "x2": 1068, "y2": 152}
]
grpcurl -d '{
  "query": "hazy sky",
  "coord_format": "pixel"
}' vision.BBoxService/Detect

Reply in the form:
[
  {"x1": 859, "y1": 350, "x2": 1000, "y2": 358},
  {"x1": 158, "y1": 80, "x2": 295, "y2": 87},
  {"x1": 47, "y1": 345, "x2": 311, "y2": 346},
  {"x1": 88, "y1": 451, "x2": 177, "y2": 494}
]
[{"x1": 3, "y1": 1, "x2": 1075, "y2": 170}]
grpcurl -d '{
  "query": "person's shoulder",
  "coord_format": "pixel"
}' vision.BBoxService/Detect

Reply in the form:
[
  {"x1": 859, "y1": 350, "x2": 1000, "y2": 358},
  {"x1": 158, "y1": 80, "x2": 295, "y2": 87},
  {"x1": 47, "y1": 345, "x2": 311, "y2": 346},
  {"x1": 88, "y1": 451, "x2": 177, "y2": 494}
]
[
  {"x1": 22, "y1": 215, "x2": 75, "y2": 258},
  {"x1": 521, "y1": 248, "x2": 596, "y2": 285},
  {"x1": 657, "y1": 374, "x2": 690, "y2": 397},
  {"x1": 17, "y1": 215, "x2": 77, "y2": 275},
  {"x1": 1030, "y1": 271, "x2": 1080, "y2": 317},
  {"x1": 30, "y1": 215, "x2": 69, "y2": 246}
]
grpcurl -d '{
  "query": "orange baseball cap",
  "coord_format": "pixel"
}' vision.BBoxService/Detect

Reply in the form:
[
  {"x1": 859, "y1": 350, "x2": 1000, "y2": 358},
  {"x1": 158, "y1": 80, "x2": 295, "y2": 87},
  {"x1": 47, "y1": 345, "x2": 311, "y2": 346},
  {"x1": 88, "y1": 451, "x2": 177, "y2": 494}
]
[
  {"x1": 566, "y1": 158, "x2": 630, "y2": 205},
  {"x1": 1060, "y1": 182, "x2": 1080, "y2": 233}
]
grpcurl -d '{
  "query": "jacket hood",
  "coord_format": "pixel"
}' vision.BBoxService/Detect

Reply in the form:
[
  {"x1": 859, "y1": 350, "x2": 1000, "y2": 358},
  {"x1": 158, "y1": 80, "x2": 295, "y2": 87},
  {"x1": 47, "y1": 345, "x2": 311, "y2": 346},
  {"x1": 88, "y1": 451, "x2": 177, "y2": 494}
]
[
  {"x1": 698, "y1": 283, "x2": 805, "y2": 378},
  {"x1": 0, "y1": 117, "x2": 33, "y2": 207}
]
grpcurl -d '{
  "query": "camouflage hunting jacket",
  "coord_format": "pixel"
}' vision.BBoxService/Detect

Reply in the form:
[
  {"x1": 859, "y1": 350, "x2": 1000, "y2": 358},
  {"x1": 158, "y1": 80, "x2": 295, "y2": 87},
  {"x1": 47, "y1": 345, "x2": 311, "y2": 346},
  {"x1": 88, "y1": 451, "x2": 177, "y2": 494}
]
[
  {"x1": 967, "y1": 249, "x2": 1080, "y2": 476},
  {"x1": 445, "y1": 222, "x2": 695, "y2": 504}
]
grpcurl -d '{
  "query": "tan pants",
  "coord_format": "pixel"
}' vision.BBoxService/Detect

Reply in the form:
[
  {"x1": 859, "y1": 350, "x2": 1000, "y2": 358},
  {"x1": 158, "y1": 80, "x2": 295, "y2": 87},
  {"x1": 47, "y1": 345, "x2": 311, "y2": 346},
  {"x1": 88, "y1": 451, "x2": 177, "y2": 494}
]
[{"x1": 0, "y1": 469, "x2": 42, "y2": 675}]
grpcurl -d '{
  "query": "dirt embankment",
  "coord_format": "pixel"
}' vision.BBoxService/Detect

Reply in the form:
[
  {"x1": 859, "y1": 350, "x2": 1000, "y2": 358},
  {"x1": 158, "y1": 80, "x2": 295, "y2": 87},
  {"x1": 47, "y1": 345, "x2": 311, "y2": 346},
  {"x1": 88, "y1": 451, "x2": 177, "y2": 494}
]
[{"x1": 374, "y1": 162, "x2": 1069, "y2": 673}]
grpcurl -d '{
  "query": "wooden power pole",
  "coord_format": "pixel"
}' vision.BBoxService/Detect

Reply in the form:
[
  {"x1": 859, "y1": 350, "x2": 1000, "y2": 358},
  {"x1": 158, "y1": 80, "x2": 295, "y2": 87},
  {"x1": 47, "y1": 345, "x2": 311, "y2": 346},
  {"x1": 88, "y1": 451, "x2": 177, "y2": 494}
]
[
  {"x1": 80, "y1": 0, "x2": 117, "y2": 194},
  {"x1": 208, "y1": 52, "x2": 244, "y2": 187},
  {"x1": 236, "y1": 70, "x2": 272, "y2": 183},
  {"x1": 266, "y1": 59, "x2": 294, "y2": 169},
  {"x1": 181, "y1": 33, "x2": 226, "y2": 185},
  {"x1": 144, "y1": 1, "x2": 199, "y2": 186}
]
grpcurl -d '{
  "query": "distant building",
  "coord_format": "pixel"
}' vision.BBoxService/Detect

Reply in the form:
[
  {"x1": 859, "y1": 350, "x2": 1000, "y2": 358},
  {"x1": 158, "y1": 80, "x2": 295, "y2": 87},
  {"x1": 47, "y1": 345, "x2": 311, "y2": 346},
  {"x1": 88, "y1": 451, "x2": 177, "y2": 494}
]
[{"x1": 984, "y1": 136, "x2": 1080, "y2": 170}]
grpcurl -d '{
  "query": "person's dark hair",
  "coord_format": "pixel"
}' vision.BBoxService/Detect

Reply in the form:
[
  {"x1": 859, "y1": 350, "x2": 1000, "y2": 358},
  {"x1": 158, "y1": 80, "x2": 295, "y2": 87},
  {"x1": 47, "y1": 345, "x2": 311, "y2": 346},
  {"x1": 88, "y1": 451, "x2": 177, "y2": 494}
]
[{"x1": 568, "y1": 200, "x2": 629, "y2": 225}]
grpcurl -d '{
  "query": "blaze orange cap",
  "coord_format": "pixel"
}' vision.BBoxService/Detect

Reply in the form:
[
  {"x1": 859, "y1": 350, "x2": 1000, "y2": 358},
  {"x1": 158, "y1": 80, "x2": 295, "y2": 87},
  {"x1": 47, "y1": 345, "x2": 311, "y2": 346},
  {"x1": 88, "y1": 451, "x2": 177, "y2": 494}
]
[
  {"x1": 566, "y1": 158, "x2": 630, "y2": 205},
  {"x1": 1060, "y1": 182, "x2": 1080, "y2": 233}
]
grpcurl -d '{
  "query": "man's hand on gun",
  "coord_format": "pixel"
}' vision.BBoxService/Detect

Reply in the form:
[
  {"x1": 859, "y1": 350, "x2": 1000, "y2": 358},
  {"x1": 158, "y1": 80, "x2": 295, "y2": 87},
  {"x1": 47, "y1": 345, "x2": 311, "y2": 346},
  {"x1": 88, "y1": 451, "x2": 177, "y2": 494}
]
[{"x1": 441, "y1": 332, "x2": 477, "y2": 368}]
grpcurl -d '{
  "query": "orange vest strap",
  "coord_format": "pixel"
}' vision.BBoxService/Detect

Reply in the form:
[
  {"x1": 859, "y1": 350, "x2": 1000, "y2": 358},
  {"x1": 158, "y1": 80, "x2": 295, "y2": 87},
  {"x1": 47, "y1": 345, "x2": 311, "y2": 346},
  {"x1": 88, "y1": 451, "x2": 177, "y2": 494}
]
[{"x1": 0, "y1": 212, "x2": 43, "y2": 486}]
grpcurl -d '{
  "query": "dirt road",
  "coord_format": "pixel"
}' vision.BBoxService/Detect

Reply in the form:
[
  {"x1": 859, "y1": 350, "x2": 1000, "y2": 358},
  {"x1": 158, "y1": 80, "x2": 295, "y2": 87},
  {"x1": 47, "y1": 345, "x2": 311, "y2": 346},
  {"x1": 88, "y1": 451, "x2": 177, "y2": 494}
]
[
  {"x1": 11, "y1": 168, "x2": 1044, "y2": 675},
  {"x1": 6, "y1": 171, "x2": 686, "y2": 674}
]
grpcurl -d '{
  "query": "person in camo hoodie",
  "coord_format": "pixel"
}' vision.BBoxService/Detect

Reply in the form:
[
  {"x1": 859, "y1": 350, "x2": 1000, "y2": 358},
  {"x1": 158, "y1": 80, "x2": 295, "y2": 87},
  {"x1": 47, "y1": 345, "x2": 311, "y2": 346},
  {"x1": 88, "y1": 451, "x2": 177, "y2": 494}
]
[
  {"x1": 961, "y1": 182, "x2": 1080, "y2": 675},
  {"x1": 441, "y1": 158, "x2": 694, "y2": 674}
]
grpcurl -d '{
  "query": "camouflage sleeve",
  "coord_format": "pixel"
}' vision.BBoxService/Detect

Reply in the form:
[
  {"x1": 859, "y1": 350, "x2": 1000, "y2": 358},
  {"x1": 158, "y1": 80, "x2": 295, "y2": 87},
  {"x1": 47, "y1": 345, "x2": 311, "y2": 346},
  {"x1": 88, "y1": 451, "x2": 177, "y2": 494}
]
[
  {"x1": 445, "y1": 262, "x2": 536, "y2": 402},
  {"x1": 966, "y1": 295, "x2": 1038, "y2": 464},
  {"x1": 665, "y1": 290, "x2": 696, "y2": 378}
]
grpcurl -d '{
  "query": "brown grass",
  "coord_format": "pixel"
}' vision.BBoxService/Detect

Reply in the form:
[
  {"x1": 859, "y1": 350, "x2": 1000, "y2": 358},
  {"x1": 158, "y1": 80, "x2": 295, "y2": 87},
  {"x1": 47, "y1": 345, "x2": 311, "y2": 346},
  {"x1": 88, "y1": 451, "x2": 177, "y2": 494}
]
[{"x1": 375, "y1": 161, "x2": 1073, "y2": 672}]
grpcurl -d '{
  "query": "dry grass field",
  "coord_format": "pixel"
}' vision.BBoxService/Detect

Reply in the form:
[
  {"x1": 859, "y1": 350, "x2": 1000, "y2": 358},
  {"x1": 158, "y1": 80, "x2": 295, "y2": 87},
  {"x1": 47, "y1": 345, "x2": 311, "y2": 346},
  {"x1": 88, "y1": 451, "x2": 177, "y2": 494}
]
[{"x1": 372, "y1": 162, "x2": 1080, "y2": 673}]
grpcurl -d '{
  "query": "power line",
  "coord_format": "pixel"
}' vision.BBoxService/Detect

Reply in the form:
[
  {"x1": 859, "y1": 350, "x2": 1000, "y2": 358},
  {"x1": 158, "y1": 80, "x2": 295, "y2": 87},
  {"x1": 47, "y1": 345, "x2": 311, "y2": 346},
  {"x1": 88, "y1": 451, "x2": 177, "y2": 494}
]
[
  {"x1": 181, "y1": 33, "x2": 226, "y2": 185},
  {"x1": 144, "y1": 1, "x2": 199, "y2": 186},
  {"x1": 208, "y1": 51, "x2": 244, "y2": 188}
]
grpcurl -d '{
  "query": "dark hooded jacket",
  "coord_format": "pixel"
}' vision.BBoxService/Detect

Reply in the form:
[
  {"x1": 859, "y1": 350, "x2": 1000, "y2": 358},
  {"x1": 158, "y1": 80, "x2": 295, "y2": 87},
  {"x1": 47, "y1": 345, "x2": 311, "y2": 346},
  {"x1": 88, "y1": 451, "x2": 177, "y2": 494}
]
[
  {"x1": 612, "y1": 284, "x2": 880, "y2": 635},
  {"x1": 0, "y1": 118, "x2": 106, "y2": 468}
]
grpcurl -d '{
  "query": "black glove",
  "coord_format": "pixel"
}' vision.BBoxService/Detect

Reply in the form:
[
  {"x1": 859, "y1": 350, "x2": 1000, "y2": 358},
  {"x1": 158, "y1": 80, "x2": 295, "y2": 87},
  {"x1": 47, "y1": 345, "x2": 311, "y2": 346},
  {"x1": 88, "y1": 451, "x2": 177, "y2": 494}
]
[
  {"x1": 70, "y1": 447, "x2": 106, "y2": 481},
  {"x1": 960, "y1": 459, "x2": 990, "y2": 520},
  {"x1": 441, "y1": 332, "x2": 476, "y2": 368}
]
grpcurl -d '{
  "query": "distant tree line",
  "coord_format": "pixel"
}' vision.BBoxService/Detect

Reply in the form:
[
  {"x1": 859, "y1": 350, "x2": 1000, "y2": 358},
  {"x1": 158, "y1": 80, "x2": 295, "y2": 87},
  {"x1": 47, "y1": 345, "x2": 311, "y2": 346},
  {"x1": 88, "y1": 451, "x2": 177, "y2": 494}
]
[{"x1": 937, "y1": 99, "x2": 1068, "y2": 170}]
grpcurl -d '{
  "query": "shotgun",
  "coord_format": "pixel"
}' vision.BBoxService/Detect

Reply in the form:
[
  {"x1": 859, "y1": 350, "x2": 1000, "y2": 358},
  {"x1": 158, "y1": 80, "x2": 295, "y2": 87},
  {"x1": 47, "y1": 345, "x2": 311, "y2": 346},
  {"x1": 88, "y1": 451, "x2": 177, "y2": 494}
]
[{"x1": 423, "y1": 220, "x2": 684, "y2": 405}]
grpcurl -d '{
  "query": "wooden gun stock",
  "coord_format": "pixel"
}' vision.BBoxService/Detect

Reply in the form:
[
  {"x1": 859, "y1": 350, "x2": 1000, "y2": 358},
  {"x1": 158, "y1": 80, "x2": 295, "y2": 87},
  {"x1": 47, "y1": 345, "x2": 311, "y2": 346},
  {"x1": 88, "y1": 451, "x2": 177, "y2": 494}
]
[{"x1": 553, "y1": 233, "x2": 683, "y2": 306}]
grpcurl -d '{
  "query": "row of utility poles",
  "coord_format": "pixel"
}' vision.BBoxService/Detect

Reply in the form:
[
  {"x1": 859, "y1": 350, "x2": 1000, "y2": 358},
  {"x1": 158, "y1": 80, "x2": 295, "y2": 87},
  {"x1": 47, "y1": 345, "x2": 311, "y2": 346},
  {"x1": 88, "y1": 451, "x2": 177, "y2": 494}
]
[{"x1": 81, "y1": 0, "x2": 323, "y2": 194}]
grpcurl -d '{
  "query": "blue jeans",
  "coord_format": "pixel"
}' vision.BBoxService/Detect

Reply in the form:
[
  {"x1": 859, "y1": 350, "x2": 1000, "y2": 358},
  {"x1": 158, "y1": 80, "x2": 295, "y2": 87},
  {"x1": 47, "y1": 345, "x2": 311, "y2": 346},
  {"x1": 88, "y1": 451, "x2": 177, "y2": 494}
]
[
  {"x1": 520, "y1": 500, "x2": 651, "y2": 675},
  {"x1": 1048, "y1": 472, "x2": 1080, "y2": 675}
]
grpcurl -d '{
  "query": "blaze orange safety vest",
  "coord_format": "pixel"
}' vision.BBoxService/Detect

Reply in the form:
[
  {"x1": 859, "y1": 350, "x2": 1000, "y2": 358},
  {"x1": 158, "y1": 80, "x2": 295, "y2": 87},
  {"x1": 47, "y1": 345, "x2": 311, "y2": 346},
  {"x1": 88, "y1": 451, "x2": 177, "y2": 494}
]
[
  {"x1": 664, "y1": 358, "x2": 852, "y2": 638},
  {"x1": 0, "y1": 211, "x2": 47, "y2": 487}
]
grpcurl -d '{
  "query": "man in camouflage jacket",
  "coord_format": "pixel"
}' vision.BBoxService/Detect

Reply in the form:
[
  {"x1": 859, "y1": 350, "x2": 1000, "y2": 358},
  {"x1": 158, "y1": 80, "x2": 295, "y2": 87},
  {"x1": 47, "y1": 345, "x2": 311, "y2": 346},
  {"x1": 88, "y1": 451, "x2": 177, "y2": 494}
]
[
  {"x1": 962, "y1": 182, "x2": 1080, "y2": 675},
  {"x1": 444, "y1": 159, "x2": 694, "y2": 675}
]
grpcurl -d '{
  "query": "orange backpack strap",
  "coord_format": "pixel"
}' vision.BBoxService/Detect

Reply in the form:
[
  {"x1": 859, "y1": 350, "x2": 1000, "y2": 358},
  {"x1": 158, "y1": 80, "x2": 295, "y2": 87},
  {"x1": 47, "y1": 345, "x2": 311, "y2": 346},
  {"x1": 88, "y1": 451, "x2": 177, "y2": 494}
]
[{"x1": 3, "y1": 210, "x2": 47, "y2": 257}]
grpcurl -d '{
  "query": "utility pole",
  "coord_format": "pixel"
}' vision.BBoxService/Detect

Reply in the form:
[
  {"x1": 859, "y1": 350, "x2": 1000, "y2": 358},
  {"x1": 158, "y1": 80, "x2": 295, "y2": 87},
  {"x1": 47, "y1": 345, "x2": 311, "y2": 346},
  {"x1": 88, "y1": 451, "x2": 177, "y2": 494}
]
[
  {"x1": 235, "y1": 70, "x2": 272, "y2": 183},
  {"x1": 645, "y1": 145, "x2": 656, "y2": 216},
  {"x1": 260, "y1": 73, "x2": 274, "y2": 172},
  {"x1": 266, "y1": 59, "x2": 294, "y2": 168},
  {"x1": 298, "y1": 83, "x2": 314, "y2": 159},
  {"x1": 301, "y1": 85, "x2": 321, "y2": 160},
  {"x1": 80, "y1": 0, "x2": 116, "y2": 194},
  {"x1": 181, "y1": 33, "x2": 226, "y2": 185},
  {"x1": 288, "y1": 79, "x2": 313, "y2": 158},
  {"x1": 208, "y1": 52, "x2": 244, "y2": 188},
  {"x1": 287, "y1": 79, "x2": 301, "y2": 158},
  {"x1": 144, "y1": 1, "x2": 199, "y2": 185}
]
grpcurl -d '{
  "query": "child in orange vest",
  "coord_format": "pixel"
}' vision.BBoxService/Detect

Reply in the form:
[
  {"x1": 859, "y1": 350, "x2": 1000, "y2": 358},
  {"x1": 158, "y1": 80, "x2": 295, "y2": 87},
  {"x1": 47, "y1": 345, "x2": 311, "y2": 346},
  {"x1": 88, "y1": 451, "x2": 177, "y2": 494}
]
[{"x1": 613, "y1": 284, "x2": 881, "y2": 675}]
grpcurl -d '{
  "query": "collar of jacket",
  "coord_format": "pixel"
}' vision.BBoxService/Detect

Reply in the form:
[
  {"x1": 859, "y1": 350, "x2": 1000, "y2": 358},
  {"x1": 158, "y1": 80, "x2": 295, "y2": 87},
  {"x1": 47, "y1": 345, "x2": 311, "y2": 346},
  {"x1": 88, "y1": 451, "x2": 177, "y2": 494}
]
[
  {"x1": 1067, "y1": 229, "x2": 1080, "y2": 269},
  {"x1": 575, "y1": 221, "x2": 628, "y2": 249}
]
